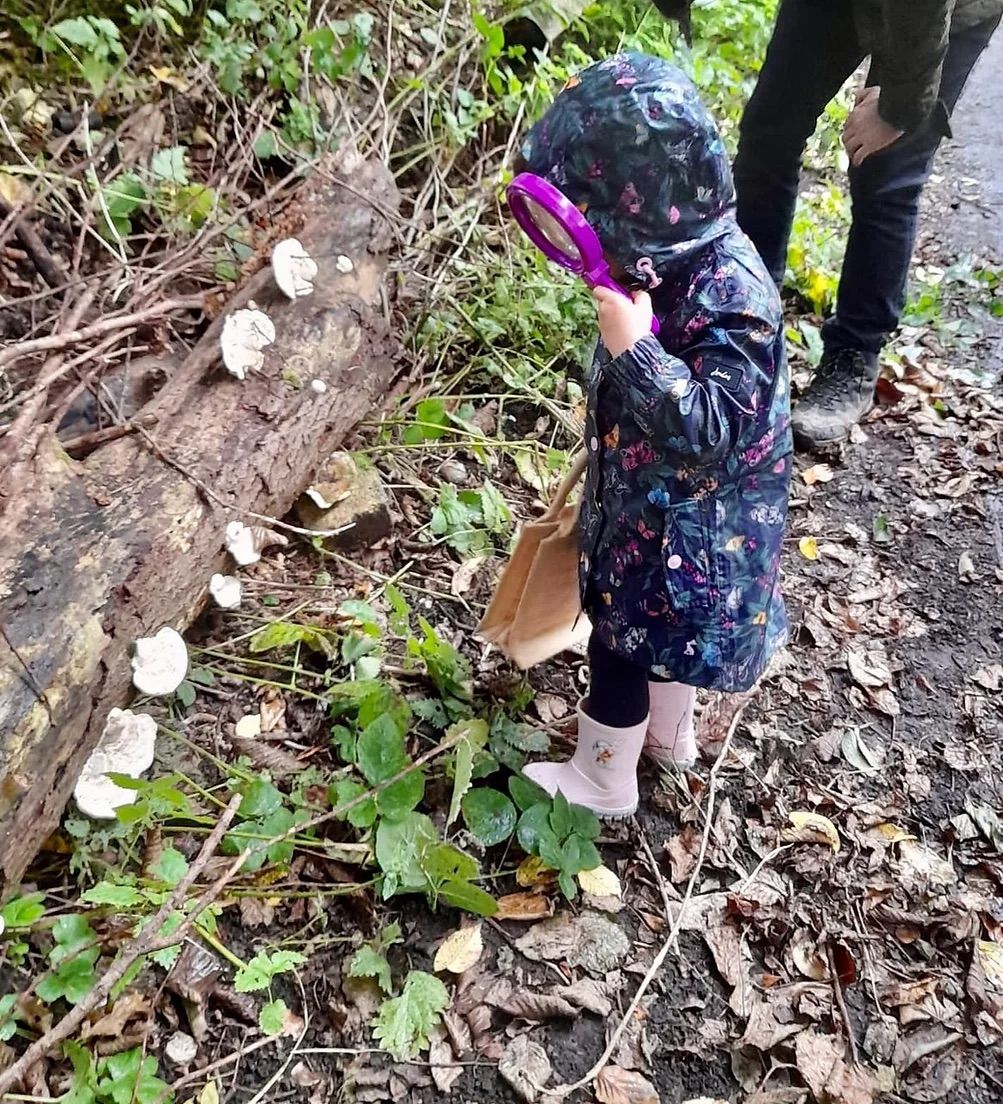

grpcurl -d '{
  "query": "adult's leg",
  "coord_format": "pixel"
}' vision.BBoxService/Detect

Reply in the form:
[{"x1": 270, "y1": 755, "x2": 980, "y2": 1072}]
[
  {"x1": 794, "y1": 14, "x2": 1002, "y2": 450},
  {"x1": 733, "y1": 0, "x2": 862, "y2": 284},
  {"x1": 824, "y1": 14, "x2": 1003, "y2": 354}
]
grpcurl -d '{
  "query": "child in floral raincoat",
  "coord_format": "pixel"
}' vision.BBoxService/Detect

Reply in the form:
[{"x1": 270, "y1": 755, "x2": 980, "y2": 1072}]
[{"x1": 518, "y1": 53, "x2": 792, "y2": 816}]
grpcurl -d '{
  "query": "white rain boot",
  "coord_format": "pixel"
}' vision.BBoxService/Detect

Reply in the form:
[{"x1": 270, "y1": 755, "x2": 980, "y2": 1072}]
[
  {"x1": 522, "y1": 700, "x2": 647, "y2": 818},
  {"x1": 644, "y1": 681, "x2": 697, "y2": 769}
]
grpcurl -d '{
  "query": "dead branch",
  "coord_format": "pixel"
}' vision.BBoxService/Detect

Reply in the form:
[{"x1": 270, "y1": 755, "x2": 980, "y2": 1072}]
[
  {"x1": 0, "y1": 294, "x2": 206, "y2": 372},
  {"x1": 0, "y1": 196, "x2": 64, "y2": 288}
]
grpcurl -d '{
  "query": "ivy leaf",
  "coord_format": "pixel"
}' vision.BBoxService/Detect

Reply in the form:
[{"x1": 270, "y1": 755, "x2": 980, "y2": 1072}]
[
  {"x1": 446, "y1": 718, "x2": 489, "y2": 828},
  {"x1": 372, "y1": 971, "x2": 449, "y2": 1059},
  {"x1": 461, "y1": 788, "x2": 516, "y2": 848},
  {"x1": 258, "y1": 998, "x2": 288, "y2": 1036},
  {"x1": 348, "y1": 945, "x2": 393, "y2": 995}
]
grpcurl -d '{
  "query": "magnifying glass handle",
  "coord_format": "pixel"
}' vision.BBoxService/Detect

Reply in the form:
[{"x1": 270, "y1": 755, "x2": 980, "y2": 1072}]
[{"x1": 590, "y1": 271, "x2": 661, "y2": 337}]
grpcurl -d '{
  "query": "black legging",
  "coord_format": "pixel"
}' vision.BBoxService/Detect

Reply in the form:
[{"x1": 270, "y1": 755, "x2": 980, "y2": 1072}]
[{"x1": 587, "y1": 633, "x2": 669, "y2": 728}]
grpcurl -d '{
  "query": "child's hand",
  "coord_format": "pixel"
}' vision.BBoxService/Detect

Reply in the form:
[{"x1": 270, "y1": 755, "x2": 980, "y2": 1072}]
[{"x1": 593, "y1": 286, "x2": 653, "y2": 358}]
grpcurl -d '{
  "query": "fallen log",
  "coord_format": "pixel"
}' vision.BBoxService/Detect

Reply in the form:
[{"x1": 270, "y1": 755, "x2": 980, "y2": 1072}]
[{"x1": 0, "y1": 153, "x2": 401, "y2": 895}]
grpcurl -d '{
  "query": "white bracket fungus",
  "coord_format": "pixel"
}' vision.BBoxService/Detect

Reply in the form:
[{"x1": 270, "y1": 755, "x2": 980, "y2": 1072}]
[
  {"x1": 209, "y1": 573, "x2": 242, "y2": 610},
  {"x1": 220, "y1": 303, "x2": 276, "y2": 380},
  {"x1": 74, "y1": 709, "x2": 157, "y2": 820},
  {"x1": 271, "y1": 237, "x2": 318, "y2": 299},
  {"x1": 224, "y1": 520, "x2": 289, "y2": 566},
  {"x1": 131, "y1": 626, "x2": 189, "y2": 696}
]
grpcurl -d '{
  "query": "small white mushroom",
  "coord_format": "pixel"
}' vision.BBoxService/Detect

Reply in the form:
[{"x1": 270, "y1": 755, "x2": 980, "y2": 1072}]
[
  {"x1": 335, "y1": 254, "x2": 354, "y2": 274},
  {"x1": 271, "y1": 237, "x2": 318, "y2": 300},
  {"x1": 310, "y1": 378, "x2": 327, "y2": 394},
  {"x1": 165, "y1": 1031, "x2": 198, "y2": 1067},
  {"x1": 234, "y1": 712, "x2": 262, "y2": 739},
  {"x1": 209, "y1": 573, "x2": 242, "y2": 610},
  {"x1": 74, "y1": 709, "x2": 158, "y2": 820},
  {"x1": 131, "y1": 627, "x2": 188, "y2": 696},
  {"x1": 303, "y1": 486, "x2": 335, "y2": 510},
  {"x1": 224, "y1": 520, "x2": 289, "y2": 567},
  {"x1": 220, "y1": 303, "x2": 276, "y2": 380}
]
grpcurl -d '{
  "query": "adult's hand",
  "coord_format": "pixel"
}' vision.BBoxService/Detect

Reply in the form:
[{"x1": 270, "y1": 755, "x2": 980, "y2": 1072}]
[{"x1": 843, "y1": 86, "x2": 905, "y2": 167}]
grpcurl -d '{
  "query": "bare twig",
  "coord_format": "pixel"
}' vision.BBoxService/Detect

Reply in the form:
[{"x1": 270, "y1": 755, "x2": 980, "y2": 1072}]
[
  {"x1": 0, "y1": 295, "x2": 205, "y2": 371},
  {"x1": 827, "y1": 939, "x2": 861, "y2": 1067},
  {"x1": 0, "y1": 796, "x2": 243, "y2": 1096},
  {"x1": 59, "y1": 413, "x2": 159, "y2": 456},
  {"x1": 0, "y1": 196, "x2": 64, "y2": 288}
]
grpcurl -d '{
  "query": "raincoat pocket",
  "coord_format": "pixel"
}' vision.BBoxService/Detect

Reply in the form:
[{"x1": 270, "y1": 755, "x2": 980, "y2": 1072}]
[{"x1": 660, "y1": 496, "x2": 723, "y2": 616}]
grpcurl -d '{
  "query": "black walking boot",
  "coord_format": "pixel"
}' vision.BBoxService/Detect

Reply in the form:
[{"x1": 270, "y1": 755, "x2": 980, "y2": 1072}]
[{"x1": 791, "y1": 348, "x2": 879, "y2": 451}]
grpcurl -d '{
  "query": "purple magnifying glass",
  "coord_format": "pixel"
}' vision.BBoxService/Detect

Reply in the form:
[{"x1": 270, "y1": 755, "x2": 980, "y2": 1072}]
[{"x1": 506, "y1": 172, "x2": 660, "y2": 336}]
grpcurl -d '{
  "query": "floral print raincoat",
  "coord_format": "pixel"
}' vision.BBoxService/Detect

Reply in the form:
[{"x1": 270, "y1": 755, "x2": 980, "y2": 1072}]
[{"x1": 520, "y1": 52, "x2": 792, "y2": 692}]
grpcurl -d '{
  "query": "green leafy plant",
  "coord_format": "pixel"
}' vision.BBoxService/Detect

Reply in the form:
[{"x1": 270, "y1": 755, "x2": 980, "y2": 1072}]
[
  {"x1": 511, "y1": 779, "x2": 602, "y2": 900},
  {"x1": 61, "y1": 1041, "x2": 171, "y2": 1104},
  {"x1": 234, "y1": 949, "x2": 308, "y2": 993},
  {"x1": 347, "y1": 922, "x2": 403, "y2": 995},
  {"x1": 37, "y1": 914, "x2": 101, "y2": 1005},
  {"x1": 430, "y1": 480, "x2": 512, "y2": 556},
  {"x1": 0, "y1": 994, "x2": 20, "y2": 1042},
  {"x1": 372, "y1": 970, "x2": 449, "y2": 1060}
]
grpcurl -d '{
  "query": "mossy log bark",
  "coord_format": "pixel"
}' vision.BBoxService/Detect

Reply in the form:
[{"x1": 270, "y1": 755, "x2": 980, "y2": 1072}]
[{"x1": 0, "y1": 155, "x2": 401, "y2": 895}]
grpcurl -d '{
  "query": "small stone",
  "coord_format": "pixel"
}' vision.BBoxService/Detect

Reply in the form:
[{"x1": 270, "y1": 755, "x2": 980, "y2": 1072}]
[
  {"x1": 165, "y1": 1031, "x2": 198, "y2": 1066},
  {"x1": 335, "y1": 254, "x2": 354, "y2": 273},
  {"x1": 310, "y1": 378, "x2": 327, "y2": 394},
  {"x1": 294, "y1": 452, "x2": 391, "y2": 551}
]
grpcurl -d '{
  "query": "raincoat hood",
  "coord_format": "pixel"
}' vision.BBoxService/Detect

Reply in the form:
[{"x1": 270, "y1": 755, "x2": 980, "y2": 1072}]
[{"x1": 520, "y1": 52, "x2": 736, "y2": 287}]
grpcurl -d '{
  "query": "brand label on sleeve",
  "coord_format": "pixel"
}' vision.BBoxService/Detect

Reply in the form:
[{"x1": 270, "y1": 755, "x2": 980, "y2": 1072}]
[{"x1": 707, "y1": 364, "x2": 743, "y2": 393}]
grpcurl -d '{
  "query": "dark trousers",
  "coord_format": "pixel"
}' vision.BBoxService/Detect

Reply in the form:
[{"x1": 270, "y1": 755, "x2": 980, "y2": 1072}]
[
  {"x1": 587, "y1": 634, "x2": 669, "y2": 728},
  {"x1": 733, "y1": 0, "x2": 1001, "y2": 355}
]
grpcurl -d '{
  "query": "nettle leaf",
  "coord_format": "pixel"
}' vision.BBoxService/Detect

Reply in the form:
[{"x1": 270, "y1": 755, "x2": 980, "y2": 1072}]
[
  {"x1": 372, "y1": 971, "x2": 449, "y2": 1059},
  {"x1": 411, "y1": 697, "x2": 449, "y2": 729},
  {"x1": 234, "y1": 949, "x2": 307, "y2": 993},
  {"x1": 446, "y1": 718, "x2": 489, "y2": 828},
  {"x1": 461, "y1": 788, "x2": 516, "y2": 848},
  {"x1": 258, "y1": 998, "x2": 287, "y2": 1036},
  {"x1": 348, "y1": 945, "x2": 393, "y2": 995}
]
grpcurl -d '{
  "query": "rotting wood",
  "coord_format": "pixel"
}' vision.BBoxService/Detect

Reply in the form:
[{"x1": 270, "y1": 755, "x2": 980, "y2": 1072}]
[{"x1": 0, "y1": 152, "x2": 401, "y2": 896}]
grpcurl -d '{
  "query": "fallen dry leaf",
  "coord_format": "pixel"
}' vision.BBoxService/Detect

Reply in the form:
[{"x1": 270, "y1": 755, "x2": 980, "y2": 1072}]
[
  {"x1": 450, "y1": 554, "x2": 488, "y2": 597},
  {"x1": 578, "y1": 864, "x2": 622, "y2": 899},
  {"x1": 740, "y1": 996, "x2": 802, "y2": 1051},
  {"x1": 665, "y1": 826, "x2": 700, "y2": 883},
  {"x1": 498, "y1": 1033, "x2": 552, "y2": 1103},
  {"x1": 782, "y1": 811, "x2": 841, "y2": 853},
  {"x1": 498, "y1": 989, "x2": 580, "y2": 1022},
  {"x1": 595, "y1": 1065, "x2": 660, "y2": 1104},
  {"x1": 847, "y1": 648, "x2": 892, "y2": 689},
  {"x1": 557, "y1": 978, "x2": 614, "y2": 1017},
  {"x1": 82, "y1": 991, "x2": 151, "y2": 1039},
  {"x1": 434, "y1": 924, "x2": 483, "y2": 975},
  {"x1": 515, "y1": 911, "x2": 629, "y2": 976},
  {"x1": 799, "y1": 535, "x2": 820, "y2": 561},
  {"x1": 234, "y1": 712, "x2": 262, "y2": 739},
  {"x1": 428, "y1": 1026, "x2": 463, "y2": 1095},
  {"x1": 803, "y1": 463, "x2": 835, "y2": 485},
  {"x1": 496, "y1": 892, "x2": 555, "y2": 922}
]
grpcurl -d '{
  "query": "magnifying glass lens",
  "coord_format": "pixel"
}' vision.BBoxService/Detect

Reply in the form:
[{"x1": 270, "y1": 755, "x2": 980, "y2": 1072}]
[{"x1": 522, "y1": 195, "x2": 582, "y2": 262}]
